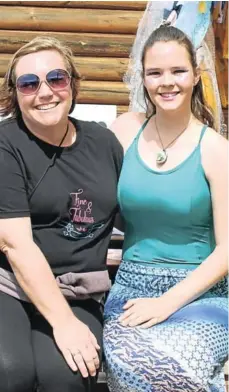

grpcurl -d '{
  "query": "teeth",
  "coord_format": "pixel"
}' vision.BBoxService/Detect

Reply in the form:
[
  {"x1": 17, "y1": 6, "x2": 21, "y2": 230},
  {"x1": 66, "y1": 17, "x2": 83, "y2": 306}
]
[
  {"x1": 161, "y1": 93, "x2": 178, "y2": 96},
  {"x1": 36, "y1": 103, "x2": 57, "y2": 110}
]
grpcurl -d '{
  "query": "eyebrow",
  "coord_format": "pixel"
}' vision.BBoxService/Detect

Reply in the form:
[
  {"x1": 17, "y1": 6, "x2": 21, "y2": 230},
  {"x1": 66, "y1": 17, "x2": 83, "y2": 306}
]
[{"x1": 145, "y1": 66, "x2": 189, "y2": 72}]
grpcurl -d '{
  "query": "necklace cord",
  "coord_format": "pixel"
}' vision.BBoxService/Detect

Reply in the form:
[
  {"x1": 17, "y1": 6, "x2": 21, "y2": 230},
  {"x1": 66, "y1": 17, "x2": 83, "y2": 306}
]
[
  {"x1": 28, "y1": 122, "x2": 69, "y2": 201},
  {"x1": 155, "y1": 116, "x2": 191, "y2": 152}
]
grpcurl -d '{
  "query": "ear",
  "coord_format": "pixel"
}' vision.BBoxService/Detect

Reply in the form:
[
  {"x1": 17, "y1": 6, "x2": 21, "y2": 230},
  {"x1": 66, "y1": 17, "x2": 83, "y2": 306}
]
[{"x1": 194, "y1": 67, "x2": 201, "y2": 86}]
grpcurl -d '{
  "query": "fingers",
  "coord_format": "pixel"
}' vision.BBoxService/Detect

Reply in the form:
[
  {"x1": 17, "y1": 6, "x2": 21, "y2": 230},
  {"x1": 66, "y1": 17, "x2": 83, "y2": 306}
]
[
  {"x1": 72, "y1": 351, "x2": 89, "y2": 378},
  {"x1": 128, "y1": 316, "x2": 145, "y2": 327},
  {"x1": 62, "y1": 349, "x2": 78, "y2": 372},
  {"x1": 119, "y1": 307, "x2": 159, "y2": 327},
  {"x1": 119, "y1": 306, "x2": 136, "y2": 322},
  {"x1": 72, "y1": 346, "x2": 100, "y2": 378},
  {"x1": 119, "y1": 311, "x2": 132, "y2": 322},
  {"x1": 139, "y1": 319, "x2": 158, "y2": 329},
  {"x1": 118, "y1": 298, "x2": 167, "y2": 329},
  {"x1": 120, "y1": 314, "x2": 161, "y2": 328},
  {"x1": 123, "y1": 299, "x2": 138, "y2": 309},
  {"x1": 120, "y1": 314, "x2": 145, "y2": 327},
  {"x1": 90, "y1": 332, "x2": 100, "y2": 351},
  {"x1": 120, "y1": 299, "x2": 141, "y2": 321},
  {"x1": 53, "y1": 320, "x2": 101, "y2": 378},
  {"x1": 86, "y1": 344, "x2": 100, "y2": 370}
]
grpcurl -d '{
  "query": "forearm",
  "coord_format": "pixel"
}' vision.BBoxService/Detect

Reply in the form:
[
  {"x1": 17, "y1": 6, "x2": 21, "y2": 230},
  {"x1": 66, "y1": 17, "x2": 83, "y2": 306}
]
[
  {"x1": 5, "y1": 241, "x2": 75, "y2": 328},
  {"x1": 161, "y1": 245, "x2": 228, "y2": 312}
]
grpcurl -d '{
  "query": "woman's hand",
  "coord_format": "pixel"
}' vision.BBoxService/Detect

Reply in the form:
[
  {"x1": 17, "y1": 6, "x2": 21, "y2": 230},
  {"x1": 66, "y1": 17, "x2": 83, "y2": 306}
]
[
  {"x1": 53, "y1": 316, "x2": 100, "y2": 378},
  {"x1": 119, "y1": 297, "x2": 175, "y2": 328}
]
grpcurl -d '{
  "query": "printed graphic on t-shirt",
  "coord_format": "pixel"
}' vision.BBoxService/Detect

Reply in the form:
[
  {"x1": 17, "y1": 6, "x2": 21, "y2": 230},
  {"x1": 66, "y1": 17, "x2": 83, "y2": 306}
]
[{"x1": 59, "y1": 189, "x2": 105, "y2": 239}]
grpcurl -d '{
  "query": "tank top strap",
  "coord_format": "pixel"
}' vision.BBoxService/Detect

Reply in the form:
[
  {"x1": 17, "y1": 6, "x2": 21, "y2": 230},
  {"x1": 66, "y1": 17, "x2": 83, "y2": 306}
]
[
  {"x1": 198, "y1": 124, "x2": 208, "y2": 144},
  {"x1": 135, "y1": 115, "x2": 153, "y2": 141}
]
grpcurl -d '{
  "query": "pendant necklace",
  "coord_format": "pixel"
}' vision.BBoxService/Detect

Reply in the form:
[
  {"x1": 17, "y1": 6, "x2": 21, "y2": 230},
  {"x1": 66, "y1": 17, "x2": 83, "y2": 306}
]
[{"x1": 155, "y1": 117, "x2": 191, "y2": 165}]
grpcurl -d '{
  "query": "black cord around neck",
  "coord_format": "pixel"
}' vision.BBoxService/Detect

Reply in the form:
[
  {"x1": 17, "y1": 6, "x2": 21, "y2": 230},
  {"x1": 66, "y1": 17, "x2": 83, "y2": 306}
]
[{"x1": 28, "y1": 123, "x2": 69, "y2": 201}]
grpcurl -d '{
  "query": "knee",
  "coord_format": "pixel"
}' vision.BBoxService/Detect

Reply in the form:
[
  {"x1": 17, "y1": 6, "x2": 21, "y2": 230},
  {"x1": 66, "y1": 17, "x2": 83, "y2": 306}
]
[{"x1": 0, "y1": 356, "x2": 36, "y2": 392}]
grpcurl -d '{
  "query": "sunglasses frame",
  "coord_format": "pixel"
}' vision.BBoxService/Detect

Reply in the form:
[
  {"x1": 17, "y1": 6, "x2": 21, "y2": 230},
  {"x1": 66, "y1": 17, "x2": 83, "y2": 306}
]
[{"x1": 15, "y1": 68, "x2": 71, "y2": 96}]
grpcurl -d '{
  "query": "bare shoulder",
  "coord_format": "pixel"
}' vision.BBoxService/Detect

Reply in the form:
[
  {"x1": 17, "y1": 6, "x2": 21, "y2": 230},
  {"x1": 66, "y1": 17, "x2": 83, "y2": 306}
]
[
  {"x1": 201, "y1": 127, "x2": 228, "y2": 178},
  {"x1": 202, "y1": 127, "x2": 228, "y2": 154},
  {"x1": 111, "y1": 112, "x2": 147, "y2": 152}
]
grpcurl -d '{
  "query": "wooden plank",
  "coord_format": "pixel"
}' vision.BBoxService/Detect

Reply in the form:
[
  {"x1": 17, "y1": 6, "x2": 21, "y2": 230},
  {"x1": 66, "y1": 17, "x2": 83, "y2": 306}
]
[
  {"x1": 222, "y1": 109, "x2": 228, "y2": 139},
  {"x1": 0, "y1": 30, "x2": 134, "y2": 57},
  {"x1": 117, "y1": 105, "x2": 129, "y2": 115},
  {"x1": 215, "y1": 55, "x2": 228, "y2": 108},
  {"x1": 57, "y1": 57, "x2": 128, "y2": 82},
  {"x1": 0, "y1": 6, "x2": 144, "y2": 34},
  {"x1": 107, "y1": 258, "x2": 121, "y2": 267},
  {"x1": 78, "y1": 81, "x2": 129, "y2": 105},
  {"x1": 0, "y1": 78, "x2": 129, "y2": 105},
  {"x1": 0, "y1": 1, "x2": 147, "y2": 10},
  {"x1": 0, "y1": 54, "x2": 129, "y2": 81}
]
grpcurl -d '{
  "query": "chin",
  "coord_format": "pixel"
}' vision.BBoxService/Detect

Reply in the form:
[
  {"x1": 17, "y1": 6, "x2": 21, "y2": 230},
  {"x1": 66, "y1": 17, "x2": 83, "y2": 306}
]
[
  {"x1": 159, "y1": 104, "x2": 182, "y2": 113},
  {"x1": 160, "y1": 99, "x2": 186, "y2": 112},
  {"x1": 35, "y1": 113, "x2": 64, "y2": 127},
  {"x1": 156, "y1": 95, "x2": 186, "y2": 111}
]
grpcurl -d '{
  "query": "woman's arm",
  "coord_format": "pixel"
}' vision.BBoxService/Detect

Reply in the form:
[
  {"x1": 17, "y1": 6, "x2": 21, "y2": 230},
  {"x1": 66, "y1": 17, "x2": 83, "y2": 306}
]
[
  {"x1": 161, "y1": 129, "x2": 228, "y2": 310},
  {"x1": 0, "y1": 217, "x2": 75, "y2": 326},
  {"x1": 0, "y1": 217, "x2": 100, "y2": 377}
]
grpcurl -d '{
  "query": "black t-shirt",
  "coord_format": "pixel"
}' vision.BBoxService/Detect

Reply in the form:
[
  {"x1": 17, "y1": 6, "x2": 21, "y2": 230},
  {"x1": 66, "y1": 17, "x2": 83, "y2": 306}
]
[{"x1": 0, "y1": 116, "x2": 123, "y2": 275}]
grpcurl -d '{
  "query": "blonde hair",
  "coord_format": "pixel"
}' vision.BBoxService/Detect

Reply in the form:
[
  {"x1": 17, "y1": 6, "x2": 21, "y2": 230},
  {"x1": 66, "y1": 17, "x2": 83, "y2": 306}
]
[{"x1": 0, "y1": 36, "x2": 81, "y2": 118}]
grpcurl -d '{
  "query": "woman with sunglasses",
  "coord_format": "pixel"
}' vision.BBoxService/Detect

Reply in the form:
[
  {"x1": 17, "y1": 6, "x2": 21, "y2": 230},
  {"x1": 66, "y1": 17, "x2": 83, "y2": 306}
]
[{"x1": 0, "y1": 36, "x2": 123, "y2": 392}]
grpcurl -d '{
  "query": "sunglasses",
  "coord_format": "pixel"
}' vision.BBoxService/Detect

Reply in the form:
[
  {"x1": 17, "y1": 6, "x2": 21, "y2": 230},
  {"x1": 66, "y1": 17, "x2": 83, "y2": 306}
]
[{"x1": 16, "y1": 68, "x2": 71, "y2": 95}]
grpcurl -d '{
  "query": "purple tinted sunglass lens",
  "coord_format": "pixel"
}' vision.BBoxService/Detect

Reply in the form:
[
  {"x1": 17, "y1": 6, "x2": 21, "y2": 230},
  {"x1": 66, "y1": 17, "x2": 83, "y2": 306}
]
[
  {"x1": 46, "y1": 69, "x2": 70, "y2": 90},
  {"x1": 16, "y1": 74, "x2": 40, "y2": 94}
]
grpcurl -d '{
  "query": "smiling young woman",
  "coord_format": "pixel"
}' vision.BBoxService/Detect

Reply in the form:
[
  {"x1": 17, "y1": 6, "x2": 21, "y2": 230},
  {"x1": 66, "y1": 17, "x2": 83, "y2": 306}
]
[{"x1": 103, "y1": 25, "x2": 228, "y2": 392}]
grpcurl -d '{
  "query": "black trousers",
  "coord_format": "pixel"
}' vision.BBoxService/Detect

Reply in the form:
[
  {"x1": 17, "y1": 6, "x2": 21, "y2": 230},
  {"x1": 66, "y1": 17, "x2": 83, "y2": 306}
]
[{"x1": 0, "y1": 291, "x2": 103, "y2": 392}]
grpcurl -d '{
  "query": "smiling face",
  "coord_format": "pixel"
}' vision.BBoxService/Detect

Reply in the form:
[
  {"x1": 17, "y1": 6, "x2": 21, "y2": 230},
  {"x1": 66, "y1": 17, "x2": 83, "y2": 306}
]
[
  {"x1": 15, "y1": 49, "x2": 72, "y2": 130},
  {"x1": 143, "y1": 41, "x2": 199, "y2": 114}
]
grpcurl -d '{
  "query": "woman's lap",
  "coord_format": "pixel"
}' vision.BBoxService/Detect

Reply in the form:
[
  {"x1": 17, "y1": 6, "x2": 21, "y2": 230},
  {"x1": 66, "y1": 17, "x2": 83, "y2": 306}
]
[
  {"x1": 33, "y1": 299, "x2": 103, "y2": 392},
  {"x1": 103, "y1": 261, "x2": 228, "y2": 392},
  {"x1": 0, "y1": 292, "x2": 103, "y2": 392}
]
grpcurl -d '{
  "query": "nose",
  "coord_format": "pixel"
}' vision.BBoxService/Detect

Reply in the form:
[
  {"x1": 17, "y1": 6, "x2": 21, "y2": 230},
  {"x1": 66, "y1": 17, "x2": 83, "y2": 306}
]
[
  {"x1": 37, "y1": 80, "x2": 53, "y2": 96},
  {"x1": 161, "y1": 72, "x2": 175, "y2": 86}
]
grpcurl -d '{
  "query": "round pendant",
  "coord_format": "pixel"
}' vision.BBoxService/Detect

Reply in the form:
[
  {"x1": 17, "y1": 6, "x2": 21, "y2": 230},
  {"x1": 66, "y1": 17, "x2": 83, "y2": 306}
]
[{"x1": 156, "y1": 150, "x2": 167, "y2": 164}]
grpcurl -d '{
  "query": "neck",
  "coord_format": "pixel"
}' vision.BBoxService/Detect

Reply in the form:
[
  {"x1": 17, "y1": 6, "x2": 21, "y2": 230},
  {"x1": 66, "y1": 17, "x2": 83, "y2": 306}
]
[{"x1": 155, "y1": 108, "x2": 192, "y2": 137}]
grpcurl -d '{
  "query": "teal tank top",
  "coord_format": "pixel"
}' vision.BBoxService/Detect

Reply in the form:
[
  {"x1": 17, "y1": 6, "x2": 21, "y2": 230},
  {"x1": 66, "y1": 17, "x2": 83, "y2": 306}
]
[{"x1": 118, "y1": 118, "x2": 215, "y2": 270}]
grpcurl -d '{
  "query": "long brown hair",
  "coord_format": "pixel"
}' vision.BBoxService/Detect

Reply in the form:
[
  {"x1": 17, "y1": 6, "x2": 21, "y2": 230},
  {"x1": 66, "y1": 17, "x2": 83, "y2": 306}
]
[
  {"x1": 141, "y1": 25, "x2": 214, "y2": 128},
  {"x1": 0, "y1": 36, "x2": 81, "y2": 118}
]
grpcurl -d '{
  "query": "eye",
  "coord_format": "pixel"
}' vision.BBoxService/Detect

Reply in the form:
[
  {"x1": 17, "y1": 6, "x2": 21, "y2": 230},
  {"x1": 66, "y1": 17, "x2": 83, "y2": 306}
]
[
  {"x1": 146, "y1": 71, "x2": 161, "y2": 76},
  {"x1": 174, "y1": 69, "x2": 187, "y2": 74}
]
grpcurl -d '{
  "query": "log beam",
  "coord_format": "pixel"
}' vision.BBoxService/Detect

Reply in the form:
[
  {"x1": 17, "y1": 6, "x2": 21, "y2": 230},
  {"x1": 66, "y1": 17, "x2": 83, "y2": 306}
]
[
  {"x1": 78, "y1": 81, "x2": 129, "y2": 105},
  {"x1": 0, "y1": 1, "x2": 147, "y2": 10},
  {"x1": 0, "y1": 54, "x2": 129, "y2": 81},
  {"x1": 117, "y1": 105, "x2": 129, "y2": 115},
  {"x1": 0, "y1": 30, "x2": 135, "y2": 57},
  {"x1": 0, "y1": 6, "x2": 144, "y2": 34}
]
